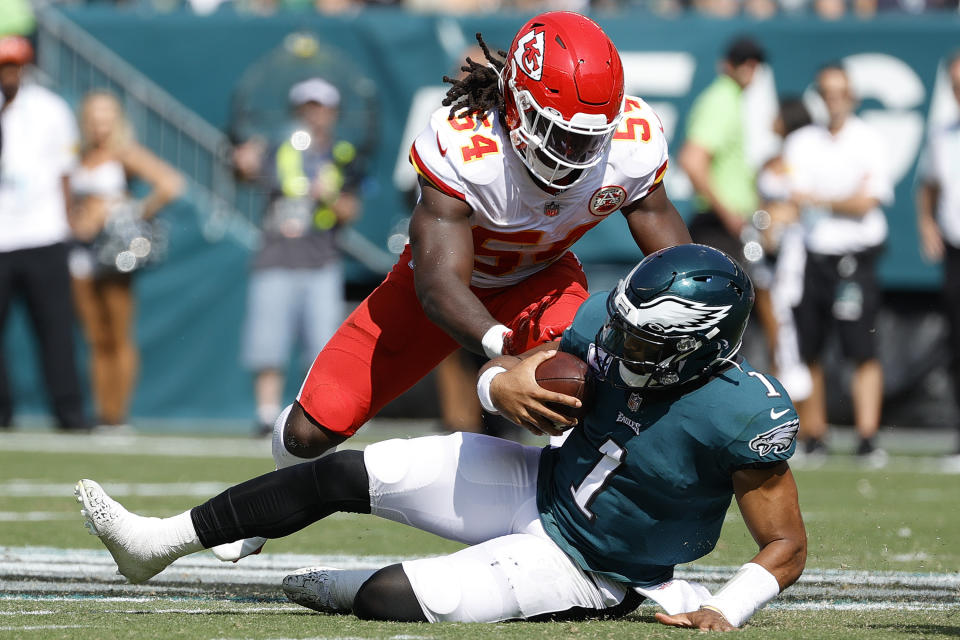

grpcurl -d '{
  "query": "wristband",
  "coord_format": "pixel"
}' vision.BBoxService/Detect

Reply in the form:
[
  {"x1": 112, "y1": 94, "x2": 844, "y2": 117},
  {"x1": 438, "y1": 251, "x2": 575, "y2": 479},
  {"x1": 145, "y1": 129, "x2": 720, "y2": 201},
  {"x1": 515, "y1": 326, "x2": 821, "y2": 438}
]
[
  {"x1": 481, "y1": 324, "x2": 511, "y2": 359},
  {"x1": 476, "y1": 366, "x2": 507, "y2": 415},
  {"x1": 699, "y1": 562, "x2": 780, "y2": 627}
]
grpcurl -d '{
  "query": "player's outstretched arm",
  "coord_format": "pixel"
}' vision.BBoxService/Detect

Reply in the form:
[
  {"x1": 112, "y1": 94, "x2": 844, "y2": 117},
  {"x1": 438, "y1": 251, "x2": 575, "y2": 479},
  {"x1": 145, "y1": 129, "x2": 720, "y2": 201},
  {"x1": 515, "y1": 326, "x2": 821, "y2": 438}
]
[
  {"x1": 732, "y1": 462, "x2": 807, "y2": 590},
  {"x1": 621, "y1": 183, "x2": 692, "y2": 255},
  {"x1": 479, "y1": 346, "x2": 580, "y2": 436},
  {"x1": 656, "y1": 462, "x2": 806, "y2": 631},
  {"x1": 409, "y1": 178, "x2": 509, "y2": 357}
]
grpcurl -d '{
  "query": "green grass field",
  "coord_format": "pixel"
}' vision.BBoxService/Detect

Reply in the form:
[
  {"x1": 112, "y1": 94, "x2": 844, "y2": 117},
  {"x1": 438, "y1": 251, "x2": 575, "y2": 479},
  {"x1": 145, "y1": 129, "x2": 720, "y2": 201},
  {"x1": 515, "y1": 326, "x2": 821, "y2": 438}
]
[{"x1": 1, "y1": 426, "x2": 959, "y2": 639}]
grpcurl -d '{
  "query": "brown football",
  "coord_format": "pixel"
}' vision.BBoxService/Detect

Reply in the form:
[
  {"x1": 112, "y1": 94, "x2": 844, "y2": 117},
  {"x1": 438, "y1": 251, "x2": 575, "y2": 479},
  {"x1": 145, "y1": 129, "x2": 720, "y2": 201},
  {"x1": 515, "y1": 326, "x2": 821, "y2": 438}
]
[{"x1": 535, "y1": 351, "x2": 592, "y2": 421}]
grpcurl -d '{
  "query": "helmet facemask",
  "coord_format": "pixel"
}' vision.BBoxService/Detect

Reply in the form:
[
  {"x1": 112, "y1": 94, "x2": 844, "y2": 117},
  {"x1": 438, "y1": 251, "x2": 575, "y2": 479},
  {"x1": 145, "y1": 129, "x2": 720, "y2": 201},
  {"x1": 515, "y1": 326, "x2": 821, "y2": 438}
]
[
  {"x1": 504, "y1": 66, "x2": 622, "y2": 190},
  {"x1": 596, "y1": 313, "x2": 720, "y2": 390}
]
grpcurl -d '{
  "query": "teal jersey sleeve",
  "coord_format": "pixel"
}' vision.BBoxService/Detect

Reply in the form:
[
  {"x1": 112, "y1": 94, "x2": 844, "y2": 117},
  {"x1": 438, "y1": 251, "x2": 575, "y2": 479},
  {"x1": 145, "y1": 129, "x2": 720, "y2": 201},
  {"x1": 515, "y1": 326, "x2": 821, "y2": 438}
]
[
  {"x1": 559, "y1": 292, "x2": 608, "y2": 360},
  {"x1": 716, "y1": 364, "x2": 799, "y2": 471}
]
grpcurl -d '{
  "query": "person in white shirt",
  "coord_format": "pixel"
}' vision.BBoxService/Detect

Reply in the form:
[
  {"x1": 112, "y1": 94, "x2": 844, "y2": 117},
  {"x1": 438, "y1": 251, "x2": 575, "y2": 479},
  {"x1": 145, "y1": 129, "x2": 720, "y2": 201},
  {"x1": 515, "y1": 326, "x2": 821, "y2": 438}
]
[
  {"x1": 916, "y1": 51, "x2": 960, "y2": 467},
  {"x1": 783, "y1": 63, "x2": 894, "y2": 465},
  {"x1": 0, "y1": 36, "x2": 87, "y2": 432}
]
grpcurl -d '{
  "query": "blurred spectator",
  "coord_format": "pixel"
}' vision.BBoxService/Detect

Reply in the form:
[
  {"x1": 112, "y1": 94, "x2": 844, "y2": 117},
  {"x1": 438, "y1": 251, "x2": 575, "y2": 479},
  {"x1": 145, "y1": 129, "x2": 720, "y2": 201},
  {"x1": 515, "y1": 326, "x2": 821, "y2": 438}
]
[
  {"x1": 0, "y1": 0, "x2": 34, "y2": 37},
  {"x1": 691, "y1": 0, "x2": 740, "y2": 15},
  {"x1": 783, "y1": 63, "x2": 893, "y2": 466},
  {"x1": 680, "y1": 35, "x2": 765, "y2": 265},
  {"x1": 68, "y1": 91, "x2": 184, "y2": 432},
  {"x1": 916, "y1": 51, "x2": 960, "y2": 468},
  {"x1": 680, "y1": 36, "x2": 772, "y2": 366},
  {"x1": 755, "y1": 96, "x2": 813, "y2": 402},
  {"x1": 813, "y1": 0, "x2": 848, "y2": 18},
  {"x1": 434, "y1": 350, "x2": 482, "y2": 433},
  {"x1": 235, "y1": 77, "x2": 362, "y2": 437},
  {"x1": 0, "y1": 36, "x2": 87, "y2": 432},
  {"x1": 743, "y1": 0, "x2": 778, "y2": 16}
]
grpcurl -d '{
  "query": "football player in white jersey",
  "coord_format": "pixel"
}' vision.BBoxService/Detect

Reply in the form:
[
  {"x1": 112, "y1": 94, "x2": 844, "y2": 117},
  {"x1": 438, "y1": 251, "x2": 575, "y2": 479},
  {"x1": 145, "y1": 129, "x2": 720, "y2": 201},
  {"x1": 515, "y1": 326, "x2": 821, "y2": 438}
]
[{"x1": 212, "y1": 11, "x2": 691, "y2": 563}]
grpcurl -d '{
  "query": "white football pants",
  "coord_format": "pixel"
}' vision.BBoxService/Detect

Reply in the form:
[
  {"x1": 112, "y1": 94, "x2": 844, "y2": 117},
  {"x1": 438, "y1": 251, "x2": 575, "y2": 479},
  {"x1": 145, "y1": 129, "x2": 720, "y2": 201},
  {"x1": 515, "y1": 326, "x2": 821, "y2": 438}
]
[{"x1": 364, "y1": 432, "x2": 627, "y2": 622}]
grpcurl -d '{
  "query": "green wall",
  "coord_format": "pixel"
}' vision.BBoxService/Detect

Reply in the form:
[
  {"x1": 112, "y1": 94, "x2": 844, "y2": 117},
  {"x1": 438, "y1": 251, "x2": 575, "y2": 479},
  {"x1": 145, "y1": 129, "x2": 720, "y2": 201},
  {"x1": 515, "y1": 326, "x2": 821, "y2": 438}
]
[{"x1": 5, "y1": 10, "x2": 959, "y2": 422}]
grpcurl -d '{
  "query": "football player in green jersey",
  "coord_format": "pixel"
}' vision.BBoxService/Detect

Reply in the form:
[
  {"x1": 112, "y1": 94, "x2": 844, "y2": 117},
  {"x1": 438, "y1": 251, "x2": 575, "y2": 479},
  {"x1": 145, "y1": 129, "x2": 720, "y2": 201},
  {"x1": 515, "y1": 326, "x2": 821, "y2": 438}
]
[
  {"x1": 482, "y1": 243, "x2": 806, "y2": 629},
  {"x1": 75, "y1": 244, "x2": 805, "y2": 630}
]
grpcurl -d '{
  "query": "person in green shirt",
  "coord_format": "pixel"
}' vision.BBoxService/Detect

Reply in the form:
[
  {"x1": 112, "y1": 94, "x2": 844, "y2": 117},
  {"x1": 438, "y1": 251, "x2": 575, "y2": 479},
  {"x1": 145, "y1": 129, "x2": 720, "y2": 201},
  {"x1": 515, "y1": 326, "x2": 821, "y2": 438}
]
[{"x1": 679, "y1": 36, "x2": 766, "y2": 263}]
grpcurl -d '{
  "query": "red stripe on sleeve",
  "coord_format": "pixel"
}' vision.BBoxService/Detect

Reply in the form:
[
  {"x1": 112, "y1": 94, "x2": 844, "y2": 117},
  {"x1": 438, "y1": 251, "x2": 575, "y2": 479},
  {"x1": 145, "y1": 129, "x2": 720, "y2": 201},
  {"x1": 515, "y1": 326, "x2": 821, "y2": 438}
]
[
  {"x1": 409, "y1": 144, "x2": 466, "y2": 201},
  {"x1": 646, "y1": 159, "x2": 669, "y2": 195}
]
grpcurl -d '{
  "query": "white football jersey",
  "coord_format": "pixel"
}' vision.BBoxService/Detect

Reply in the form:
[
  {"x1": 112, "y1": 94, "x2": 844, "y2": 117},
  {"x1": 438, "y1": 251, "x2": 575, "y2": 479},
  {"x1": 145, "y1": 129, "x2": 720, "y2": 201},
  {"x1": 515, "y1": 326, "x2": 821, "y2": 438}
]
[{"x1": 409, "y1": 96, "x2": 669, "y2": 287}]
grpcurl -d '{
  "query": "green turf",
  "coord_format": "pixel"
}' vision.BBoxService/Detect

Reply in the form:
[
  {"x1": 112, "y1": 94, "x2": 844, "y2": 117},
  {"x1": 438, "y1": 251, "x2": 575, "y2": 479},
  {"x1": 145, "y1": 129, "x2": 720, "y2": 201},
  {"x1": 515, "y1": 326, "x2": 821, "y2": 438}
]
[
  {"x1": 1, "y1": 439, "x2": 958, "y2": 639},
  {"x1": 4, "y1": 449, "x2": 957, "y2": 569},
  {"x1": 1, "y1": 602, "x2": 957, "y2": 640}
]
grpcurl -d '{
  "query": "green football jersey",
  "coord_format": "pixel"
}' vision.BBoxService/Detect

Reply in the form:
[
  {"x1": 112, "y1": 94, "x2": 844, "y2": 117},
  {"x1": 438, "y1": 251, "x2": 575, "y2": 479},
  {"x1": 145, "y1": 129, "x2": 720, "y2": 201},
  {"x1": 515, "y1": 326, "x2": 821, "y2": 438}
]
[{"x1": 536, "y1": 293, "x2": 798, "y2": 587}]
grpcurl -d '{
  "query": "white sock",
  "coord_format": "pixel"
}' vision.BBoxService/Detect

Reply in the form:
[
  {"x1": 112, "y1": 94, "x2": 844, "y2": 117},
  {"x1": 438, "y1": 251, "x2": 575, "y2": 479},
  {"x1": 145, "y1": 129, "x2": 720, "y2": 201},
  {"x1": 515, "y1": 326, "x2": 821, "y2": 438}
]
[{"x1": 158, "y1": 510, "x2": 204, "y2": 558}]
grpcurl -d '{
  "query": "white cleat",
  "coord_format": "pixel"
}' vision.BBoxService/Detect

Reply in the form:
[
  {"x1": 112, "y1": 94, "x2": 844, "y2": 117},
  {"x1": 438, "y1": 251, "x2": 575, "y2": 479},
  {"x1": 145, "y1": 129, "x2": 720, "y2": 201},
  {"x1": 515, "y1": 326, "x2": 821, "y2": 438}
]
[
  {"x1": 282, "y1": 566, "x2": 376, "y2": 614},
  {"x1": 211, "y1": 536, "x2": 268, "y2": 562},
  {"x1": 75, "y1": 479, "x2": 177, "y2": 584}
]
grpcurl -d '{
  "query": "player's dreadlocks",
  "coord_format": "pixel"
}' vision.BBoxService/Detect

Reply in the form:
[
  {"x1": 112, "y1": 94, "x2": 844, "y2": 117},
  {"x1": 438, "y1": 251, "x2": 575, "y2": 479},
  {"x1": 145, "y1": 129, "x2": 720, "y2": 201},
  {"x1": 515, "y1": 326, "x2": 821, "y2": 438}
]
[{"x1": 441, "y1": 33, "x2": 507, "y2": 120}]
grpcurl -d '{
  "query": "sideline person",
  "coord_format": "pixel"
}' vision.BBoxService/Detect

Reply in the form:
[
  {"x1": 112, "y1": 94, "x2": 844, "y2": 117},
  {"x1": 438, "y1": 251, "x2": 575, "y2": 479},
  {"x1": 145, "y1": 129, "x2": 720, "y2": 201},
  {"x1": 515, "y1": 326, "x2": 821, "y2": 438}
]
[
  {"x1": 69, "y1": 91, "x2": 184, "y2": 432},
  {"x1": 0, "y1": 36, "x2": 87, "y2": 431}
]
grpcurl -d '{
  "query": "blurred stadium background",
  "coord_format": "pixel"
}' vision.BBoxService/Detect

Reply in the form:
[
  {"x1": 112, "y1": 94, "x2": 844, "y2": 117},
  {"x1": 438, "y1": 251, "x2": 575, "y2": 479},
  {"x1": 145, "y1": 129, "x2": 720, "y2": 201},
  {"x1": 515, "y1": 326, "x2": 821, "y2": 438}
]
[{"x1": 3, "y1": 1, "x2": 960, "y2": 434}]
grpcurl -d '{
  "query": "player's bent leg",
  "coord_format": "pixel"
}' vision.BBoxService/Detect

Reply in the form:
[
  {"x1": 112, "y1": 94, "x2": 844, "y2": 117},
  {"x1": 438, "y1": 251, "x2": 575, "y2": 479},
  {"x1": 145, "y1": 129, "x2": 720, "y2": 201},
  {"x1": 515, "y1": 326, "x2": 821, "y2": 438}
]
[
  {"x1": 283, "y1": 566, "x2": 378, "y2": 614},
  {"x1": 397, "y1": 533, "x2": 628, "y2": 623},
  {"x1": 214, "y1": 404, "x2": 343, "y2": 562},
  {"x1": 75, "y1": 479, "x2": 202, "y2": 583},
  {"x1": 295, "y1": 252, "x2": 459, "y2": 445},
  {"x1": 365, "y1": 432, "x2": 542, "y2": 544},
  {"x1": 352, "y1": 564, "x2": 428, "y2": 622},
  {"x1": 276, "y1": 401, "x2": 347, "y2": 463},
  {"x1": 191, "y1": 450, "x2": 370, "y2": 548}
]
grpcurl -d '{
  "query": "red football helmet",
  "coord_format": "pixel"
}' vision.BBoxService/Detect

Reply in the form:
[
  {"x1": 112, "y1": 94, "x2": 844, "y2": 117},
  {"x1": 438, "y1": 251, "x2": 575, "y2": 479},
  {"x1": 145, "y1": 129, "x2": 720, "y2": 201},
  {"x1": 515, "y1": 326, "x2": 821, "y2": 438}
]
[{"x1": 500, "y1": 12, "x2": 624, "y2": 189}]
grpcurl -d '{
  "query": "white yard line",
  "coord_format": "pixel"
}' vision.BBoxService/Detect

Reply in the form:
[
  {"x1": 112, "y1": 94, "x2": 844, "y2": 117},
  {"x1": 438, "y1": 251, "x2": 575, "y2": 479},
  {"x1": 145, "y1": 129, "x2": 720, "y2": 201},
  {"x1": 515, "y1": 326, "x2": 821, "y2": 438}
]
[
  {"x1": 0, "y1": 512, "x2": 76, "y2": 522},
  {"x1": 0, "y1": 481, "x2": 232, "y2": 498},
  {"x1": 0, "y1": 624, "x2": 88, "y2": 630},
  {"x1": 0, "y1": 430, "x2": 381, "y2": 459},
  {"x1": 0, "y1": 547, "x2": 957, "y2": 612}
]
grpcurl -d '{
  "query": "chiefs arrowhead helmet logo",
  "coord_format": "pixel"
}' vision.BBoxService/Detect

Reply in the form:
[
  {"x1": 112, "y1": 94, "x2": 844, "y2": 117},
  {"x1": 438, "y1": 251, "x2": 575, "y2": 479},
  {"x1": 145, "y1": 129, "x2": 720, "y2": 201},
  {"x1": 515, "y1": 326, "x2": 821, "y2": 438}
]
[{"x1": 514, "y1": 29, "x2": 545, "y2": 81}]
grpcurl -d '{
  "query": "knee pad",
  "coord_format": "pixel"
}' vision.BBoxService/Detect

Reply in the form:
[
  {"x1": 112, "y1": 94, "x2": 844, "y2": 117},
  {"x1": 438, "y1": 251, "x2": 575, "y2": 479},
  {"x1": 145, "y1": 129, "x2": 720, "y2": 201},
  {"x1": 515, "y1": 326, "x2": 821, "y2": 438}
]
[
  {"x1": 363, "y1": 435, "x2": 460, "y2": 527},
  {"x1": 272, "y1": 404, "x2": 337, "y2": 469}
]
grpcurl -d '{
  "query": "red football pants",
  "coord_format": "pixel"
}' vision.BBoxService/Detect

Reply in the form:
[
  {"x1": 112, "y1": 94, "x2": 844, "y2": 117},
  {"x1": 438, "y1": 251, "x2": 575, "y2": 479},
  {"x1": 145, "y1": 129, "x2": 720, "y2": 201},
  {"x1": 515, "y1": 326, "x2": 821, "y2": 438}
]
[{"x1": 296, "y1": 246, "x2": 589, "y2": 436}]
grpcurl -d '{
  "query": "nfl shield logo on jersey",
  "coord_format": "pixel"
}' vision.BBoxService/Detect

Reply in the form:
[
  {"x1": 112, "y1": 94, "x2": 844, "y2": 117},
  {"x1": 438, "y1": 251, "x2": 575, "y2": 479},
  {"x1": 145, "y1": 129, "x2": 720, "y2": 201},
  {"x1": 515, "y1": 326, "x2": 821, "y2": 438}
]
[
  {"x1": 544, "y1": 201, "x2": 560, "y2": 217},
  {"x1": 627, "y1": 392, "x2": 642, "y2": 412}
]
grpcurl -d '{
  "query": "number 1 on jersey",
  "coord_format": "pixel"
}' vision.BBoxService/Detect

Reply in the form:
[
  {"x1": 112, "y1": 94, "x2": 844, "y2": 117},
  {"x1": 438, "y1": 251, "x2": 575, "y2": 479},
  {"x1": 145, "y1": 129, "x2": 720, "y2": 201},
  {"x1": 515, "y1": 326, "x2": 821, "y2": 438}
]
[
  {"x1": 747, "y1": 371, "x2": 781, "y2": 397},
  {"x1": 571, "y1": 439, "x2": 625, "y2": 521}
]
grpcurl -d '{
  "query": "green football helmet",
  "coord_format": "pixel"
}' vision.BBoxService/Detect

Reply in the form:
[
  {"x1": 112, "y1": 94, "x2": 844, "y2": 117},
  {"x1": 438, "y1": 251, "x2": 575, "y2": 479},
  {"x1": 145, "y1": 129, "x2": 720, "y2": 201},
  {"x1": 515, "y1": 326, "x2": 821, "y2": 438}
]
[{"x1": 595, "y1": 244, "x2": 755, "y2": 389}]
